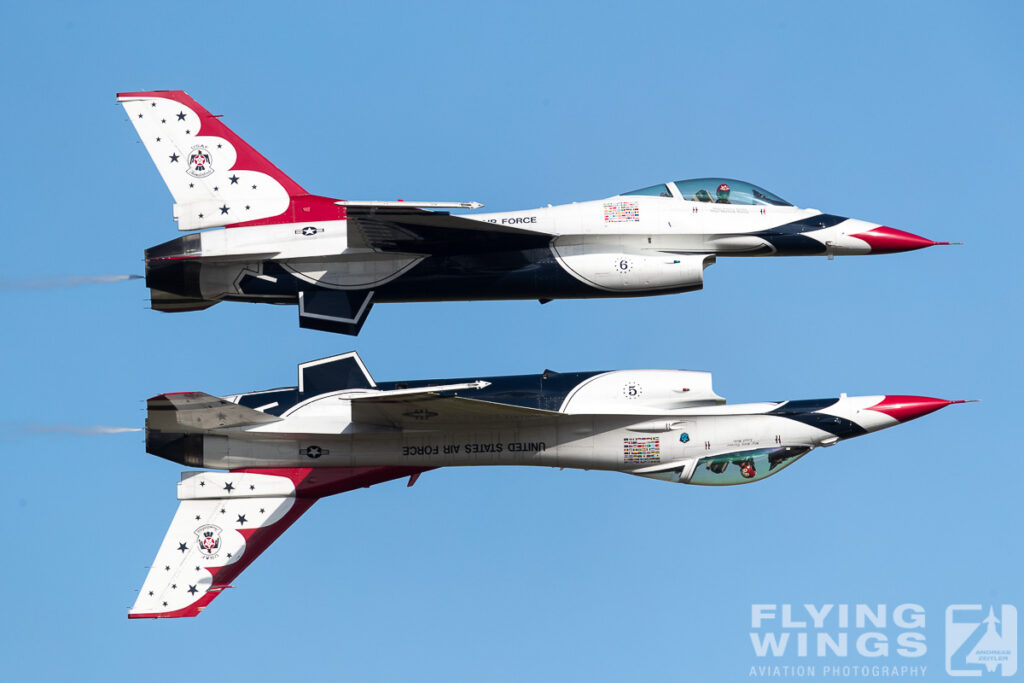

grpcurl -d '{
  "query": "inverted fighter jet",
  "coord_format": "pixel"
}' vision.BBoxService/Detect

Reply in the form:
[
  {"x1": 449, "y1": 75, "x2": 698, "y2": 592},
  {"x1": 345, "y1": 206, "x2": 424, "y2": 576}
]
[
  {"x1": 131, "y1": 352, "x2": 964, "y2": 617},
  {"x1": 118, "y1": 90, "x2": 953, "y2": 335}
]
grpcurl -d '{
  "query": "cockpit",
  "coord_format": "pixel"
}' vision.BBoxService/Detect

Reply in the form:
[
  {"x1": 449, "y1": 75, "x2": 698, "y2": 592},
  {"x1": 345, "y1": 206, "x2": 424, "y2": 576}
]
[{"x1": 623, "y1": 178, "x2": 792, "y2": 206}]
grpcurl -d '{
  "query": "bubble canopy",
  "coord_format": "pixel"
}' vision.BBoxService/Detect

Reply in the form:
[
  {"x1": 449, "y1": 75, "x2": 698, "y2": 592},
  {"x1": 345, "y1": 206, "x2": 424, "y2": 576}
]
[{"x1": 623, "y1": 178, "x2": 792, "y2": 206}]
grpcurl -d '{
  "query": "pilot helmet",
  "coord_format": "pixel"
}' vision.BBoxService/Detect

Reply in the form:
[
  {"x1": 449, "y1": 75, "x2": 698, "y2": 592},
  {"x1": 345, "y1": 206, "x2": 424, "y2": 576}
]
[{"x1": 717, "y1": 183, "x2": 731, "y2": 200}]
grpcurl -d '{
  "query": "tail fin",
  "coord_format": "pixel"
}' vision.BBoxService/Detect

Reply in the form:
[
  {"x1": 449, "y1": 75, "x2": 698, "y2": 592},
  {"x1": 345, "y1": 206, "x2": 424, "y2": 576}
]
[
  {"x1": 117, "y1": 90, "x2": 339, "y2": 230},
  {"x1": 129, "y1": 467, "x2": 430, "y2": 618}
]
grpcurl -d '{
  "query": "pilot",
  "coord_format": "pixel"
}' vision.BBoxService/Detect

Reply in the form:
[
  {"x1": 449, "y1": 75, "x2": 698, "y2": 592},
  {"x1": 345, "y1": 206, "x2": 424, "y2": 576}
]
[
  {"x1": 716, "y1": 183, "x2": 732, "y2": 204},
  {"x1": 693, "y1": 189, "x2": 713, "y2": 202},
  {"x1": 739, "y1": 460, "x2": 756, "y2": 478}
]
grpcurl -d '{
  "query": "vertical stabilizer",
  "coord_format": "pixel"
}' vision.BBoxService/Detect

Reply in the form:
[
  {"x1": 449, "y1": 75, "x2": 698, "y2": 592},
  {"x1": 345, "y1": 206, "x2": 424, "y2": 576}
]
[{"x1": 117, "y1": 90, "x2": 334, "y2": 230}]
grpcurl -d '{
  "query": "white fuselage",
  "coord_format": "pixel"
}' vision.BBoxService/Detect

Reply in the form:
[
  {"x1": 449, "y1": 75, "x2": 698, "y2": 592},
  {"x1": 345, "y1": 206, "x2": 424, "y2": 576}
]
[
  {"x1": 182, "y1": 194, "x2": 881, "y2": 301},
  {"x1": 200, "y1": 390, "x2": 897, "y2": 486}
]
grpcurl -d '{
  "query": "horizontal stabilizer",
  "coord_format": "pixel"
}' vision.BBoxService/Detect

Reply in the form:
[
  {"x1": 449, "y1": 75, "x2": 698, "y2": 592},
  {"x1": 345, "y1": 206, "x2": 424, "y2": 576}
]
[
  {"x1": 147, "y1": 392, "x2": 281, "y2": 432},
  {"x1": 130, "y1": 466, "x2": 431, "y2": 618}
]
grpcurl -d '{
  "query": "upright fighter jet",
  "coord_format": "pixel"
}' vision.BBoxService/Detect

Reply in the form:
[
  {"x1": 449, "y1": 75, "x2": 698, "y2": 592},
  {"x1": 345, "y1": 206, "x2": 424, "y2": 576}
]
[
  {"x1": 132, "y1": 352, "x2": 964, "y2": 617},
  {"x1": 118, "y1": 90, "x2": 954, "y2": 335}
]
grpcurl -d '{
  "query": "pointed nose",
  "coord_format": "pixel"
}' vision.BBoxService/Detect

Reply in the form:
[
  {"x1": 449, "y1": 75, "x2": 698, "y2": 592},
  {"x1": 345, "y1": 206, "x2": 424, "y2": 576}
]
[
  {"x1": 850, "y1": 226, "x2": 950, "y2": 254},
  {"x1": 866, "y1": 395, "x2": 966, "y2": 423}
]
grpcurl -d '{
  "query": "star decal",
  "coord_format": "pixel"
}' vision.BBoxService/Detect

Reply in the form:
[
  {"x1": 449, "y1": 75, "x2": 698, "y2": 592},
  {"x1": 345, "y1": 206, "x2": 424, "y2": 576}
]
[
  {"x1": 189, "y1": 183, "x2": 195, "y2": 188},
  {"x1": 213, "y1": 186, "x2": 219, "y2": 192},
  {"x1": 259, "y1": 508, "x2": 265, "y2": 514},
  {"x1": 220, "y1": 205, "x2": 229, "y2": 215},
  {"x1": 188, "y1": 585, "x2": 198, "y2": 595},
  {"x1": 171, "y1": 584, "x2": 177, "y2": 589},
  {"x1": 245, "y1": 205, "x2": 251, "y2": 210},
  {"x1": 148, "y1": 591, "x2": 154, "y2": 596},
  {"x1": 185, "y1": 129, "x2": 190, "y2": 134},
  {"x1": 226, "y1": 553, "x2": 232, "y2": 559},
  {"x1": 169, "y1": 153, "x2": 179, "y2": 163},
  {"x1": 299, "y1": 444, "x2": 323, "y2": 458},
  {"x1": 195, "y1": 515, "x2": 201, "y2": 521},
  {"x1": 161, "y1": 119, "x2": 166, "y2": 124},
  {"x1": 162, "y1": 601, "x2": 168, "y2": 607},
  {"x1": 217, "y1": 143, "x2": 222, "y2": 149},
  {"x1": 220, "y1": 508, "x2": 226, "y2": 514},
  {"x1": 195, "y1": 566, "x2": 200, "y2": 572},
  {"x1": 237, "y1": 514, "x2": 248, "y2": 525},
  {"x1": 155, "y1": 137, "x2": 161, "y2": 142},
  {"x1": 249, "y1": 484, "x2": 255, "y2": 490},
  {"x1": 252, "y1": 184, "x2": 257, "y2": 190},
  {"x1": 229, "y1": 175, "x2": 239, "y2": 184},
  {"x1": 150, "y1": 102, "x2": 156, "y2": 107},
  {"x1": 223, "y1": 481, "x2": 234, "y2": 493},
  {"x1": 176, "y1": 111, "x2": 186, "y2": 121},
  {"x1": 198, "y1": 213, "x2": 204, "y2": 219},
  {"x1": 177, "y1": 542, "x2": 188, "y2": 553},
  {"x1": 137, "y1": 113, "x2": 143, "y2": 119},
  {"x1": 199, "y1": 480, "x2": 205, "y2": 486},
  {"x1": 165, "y1": 565, "x2": 171, "y2": 571}
]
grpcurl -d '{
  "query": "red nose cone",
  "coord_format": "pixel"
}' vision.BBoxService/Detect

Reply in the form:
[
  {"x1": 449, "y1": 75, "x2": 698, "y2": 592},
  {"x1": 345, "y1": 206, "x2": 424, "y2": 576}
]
[
  {"x1": 851, "y1": 226, "x2": 946, "y2": 253},
  {"x1": 866, "y1": 395, "x2": 965, "y2": 422}
]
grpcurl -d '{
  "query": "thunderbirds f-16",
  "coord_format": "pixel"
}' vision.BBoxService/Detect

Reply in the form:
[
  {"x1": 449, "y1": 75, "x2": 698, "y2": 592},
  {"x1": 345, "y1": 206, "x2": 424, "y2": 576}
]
[
  {"x1": 131, "y1": 352, "x2": 964, "y2": 617},
  {"x1": 118, "y1": 90, "x2": 954, "y2": 335}
]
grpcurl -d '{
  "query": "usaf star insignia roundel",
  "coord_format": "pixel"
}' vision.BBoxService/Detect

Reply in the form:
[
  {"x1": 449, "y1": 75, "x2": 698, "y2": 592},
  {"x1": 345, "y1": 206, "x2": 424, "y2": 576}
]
[{"x1": 301, "y1": 445, "x2": 329, "y2": 459}]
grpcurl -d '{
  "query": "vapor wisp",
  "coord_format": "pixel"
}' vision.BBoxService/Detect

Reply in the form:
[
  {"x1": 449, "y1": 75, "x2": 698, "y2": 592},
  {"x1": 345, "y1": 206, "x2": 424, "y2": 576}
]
[
  {"x1": 19, "y1": 423, "x2": 142, "y2": 436},
  {"x1": 0, "y1": 274, "x2": 143, "y2": 291}
]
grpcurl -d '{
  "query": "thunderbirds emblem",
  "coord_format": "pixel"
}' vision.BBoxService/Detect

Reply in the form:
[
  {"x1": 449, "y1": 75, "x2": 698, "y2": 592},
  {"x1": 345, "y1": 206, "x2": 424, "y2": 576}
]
[
  {"x1": 186, "y1": 145, "x2": 214, "y2": 178},
  {"x1": 194, "y1": 524, "x2": 222, "y2": 558}
]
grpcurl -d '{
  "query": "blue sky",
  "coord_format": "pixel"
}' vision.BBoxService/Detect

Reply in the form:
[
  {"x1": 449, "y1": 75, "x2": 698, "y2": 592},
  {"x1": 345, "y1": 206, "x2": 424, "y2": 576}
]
[{"x1": 0, "y1": 1, "x2": 1020, "y2": 680}]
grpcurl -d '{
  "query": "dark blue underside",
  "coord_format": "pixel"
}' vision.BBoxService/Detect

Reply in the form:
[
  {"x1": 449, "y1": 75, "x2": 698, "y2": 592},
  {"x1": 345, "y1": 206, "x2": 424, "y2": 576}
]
[
  {"x1": 146, "y1": 213, "x2": 844, "y2": 306},
  {"x1": 235, "y1": 369, "x2": 606, "y2": 417}
]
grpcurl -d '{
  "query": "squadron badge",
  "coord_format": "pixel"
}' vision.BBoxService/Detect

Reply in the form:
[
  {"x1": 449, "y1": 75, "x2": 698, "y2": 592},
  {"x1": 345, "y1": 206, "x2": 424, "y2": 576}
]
[
  {"x1": 186, "y1": 145, "x2": 214, "y2": 178},
  {"x1": 194, "y1": 524, "x2": 222, "y2": 558}
]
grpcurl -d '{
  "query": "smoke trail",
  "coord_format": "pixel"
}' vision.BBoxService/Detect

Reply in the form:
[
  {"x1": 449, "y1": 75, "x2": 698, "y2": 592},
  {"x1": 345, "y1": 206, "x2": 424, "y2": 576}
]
[
  {"x1": 22, "y1": 424, "x2": 142, "y2": 435},
  {"x1": 0, "y1": 274, "x2": 143, "y2": 291}
]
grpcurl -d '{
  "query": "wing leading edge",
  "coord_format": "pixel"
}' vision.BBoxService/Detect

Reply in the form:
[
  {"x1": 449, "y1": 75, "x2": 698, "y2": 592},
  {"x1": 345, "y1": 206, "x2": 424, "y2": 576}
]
[{"x1": 349, "y1": 391, "x2": 561, "y2": 429}]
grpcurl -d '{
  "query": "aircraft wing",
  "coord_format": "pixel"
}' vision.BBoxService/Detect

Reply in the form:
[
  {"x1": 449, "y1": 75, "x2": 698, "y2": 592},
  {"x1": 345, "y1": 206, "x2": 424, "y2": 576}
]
[
  {"x1": 350, "y1": 389, "x2": 561, "y2": 429},
  {"x1": 130, "y1": 465, "x2": 429, "y2": 618},
  {"x1": 345, "y1": 206, "x2": 552, "y2": 256}
]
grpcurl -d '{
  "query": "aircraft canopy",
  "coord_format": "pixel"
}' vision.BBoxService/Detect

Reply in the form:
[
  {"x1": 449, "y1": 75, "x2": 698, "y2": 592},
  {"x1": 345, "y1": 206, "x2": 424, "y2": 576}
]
[{"x1": 623, "y1": 178, "x2": 792, "y2": 206}]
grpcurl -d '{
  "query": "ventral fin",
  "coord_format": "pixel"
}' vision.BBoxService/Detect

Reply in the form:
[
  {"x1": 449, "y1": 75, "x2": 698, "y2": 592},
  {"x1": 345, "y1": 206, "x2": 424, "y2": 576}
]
[{"x1": 298, "y1": 352, "x2": 376, "y2": 395}]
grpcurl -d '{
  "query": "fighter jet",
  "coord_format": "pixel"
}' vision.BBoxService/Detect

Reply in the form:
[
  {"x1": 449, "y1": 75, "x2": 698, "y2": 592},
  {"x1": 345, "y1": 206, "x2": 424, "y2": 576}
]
[
  {"x1": 118, "y1": 90, "x2": 954, "y2": 335},
  {"x1": 131, "y1": 352, "x2": 964, "y2": 618}
]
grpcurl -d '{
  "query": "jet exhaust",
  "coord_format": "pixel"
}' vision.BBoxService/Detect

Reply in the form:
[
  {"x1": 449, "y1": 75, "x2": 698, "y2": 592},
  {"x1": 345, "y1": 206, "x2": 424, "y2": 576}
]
[
  {"x1": 0, "y1": 274, "x2": 143, "y2": 291},
  {"x1": 19, "y1": 423, "x2": 142, "y2": 435}
]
